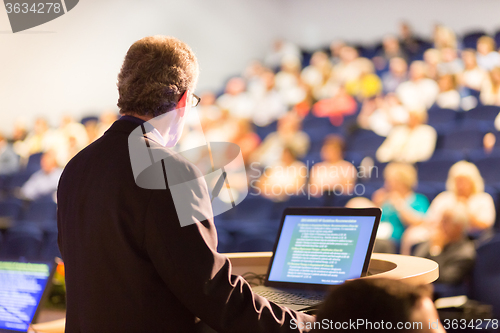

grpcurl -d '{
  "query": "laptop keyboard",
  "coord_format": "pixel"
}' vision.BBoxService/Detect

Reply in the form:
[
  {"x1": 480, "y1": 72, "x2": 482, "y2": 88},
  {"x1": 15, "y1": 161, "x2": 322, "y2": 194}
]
[{"x1": 255, "y1": 289, "x2": 324, "y2": 306}]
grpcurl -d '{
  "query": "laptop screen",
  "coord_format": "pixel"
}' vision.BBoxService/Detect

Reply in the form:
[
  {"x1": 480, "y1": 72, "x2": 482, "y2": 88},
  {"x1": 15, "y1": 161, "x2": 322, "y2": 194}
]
[
  {"x1": 0, "y1": 261, "x2": 55, "y2": 332},
  {"x1": 268, "y1": 214, "x2": 377, "y2": 285}
]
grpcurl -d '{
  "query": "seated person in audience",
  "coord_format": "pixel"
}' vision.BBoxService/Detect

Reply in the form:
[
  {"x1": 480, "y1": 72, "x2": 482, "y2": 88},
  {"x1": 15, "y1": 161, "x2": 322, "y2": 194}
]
[
  {"x1": 96, "y1": 111, "x2": 119, "y2": 138},
  {"x1": 381, "y1": 57, "x2": 409, "y2": 94},
  {"x1": 414, "y1": 207, "x2": 475, "y2": 286},
  {"x1": 312, "y1": 86, "x2": 357, "y2": 126},
  {"x1": 435, "y1": 74, "x2": 461, "y2": 110},
  {"x1": 50, "y1": 115, "x2": 90, "y2": 166},
  {"x1": 433, "y1": 25, "x2": 457, "y2": 50},
  {"x1": 396, "y1": 61, "x2": 439, "y2": 110},
  {"x1": 256, "y1": 146, "x2": 307, "y2": 201},
  {"x1": 480, "y1": 66, "x2": 500, "y2": 106},
  {"x1": 459, "y1": 49, "x2": 488, "y2": 92},
  {"x1": 309, "y1": 135, "x2": 356, "y2": 196},
  {"x1": 13, "y1": 117, "x2": 56, "y2": 162},
  {"x1": 476, "y1": 36, "x2": 500, "y2": 71},
  {"x1": 264, "y1": 39, "x2": 302, "y2": 70},
  {"x1": 230, "y1": 119, "x2": 261, "y2": 166},
  {"x1": 344, "y1": 58, "x2": 382, "y2": 100},
  {"x1": 358, "y1": 93, "x2": 409, "y2": 137},
  {"x1": 376, "y1": 110, "x2": 437, "y2": 164},
  {"x1": 401, "y1": 160, "x2": 495, "y2": 254},
  {"x1": 0, "y1": 132, "x2": 20, "y2": 175},
  {"x1": 373, "y1": 35, "x2": 407, "y2": 71},
  {"x1": 423, "y1": 48, "x2": 441, "y2": 81},
  {"x1": 18, "y1": 150, "x2": 62, "y2": 201},
  {"x1": 372, "y1": 163, "x2": 429, "y2": 245},
  {"x1": 216, "y1": 77, "x2": 255, "y2": 120},
  {"x1": 274, "y1": 55, "x2": 307, "y2": 107},
  {"x1": 251, "y1": 112, "x2": 310, "y2": 167},
  {"x1": 300, "y1": 51, "x2": 333, "y2": 100},
  {"x1": 311, "y1": 278, "x2": 444, "y2": 333},
  {"x1": 329, "y1": 40, "x2": 345, "y2": 65},
  {"x1": 251, "y1": 70, "x2": 288, "y2": 127},
  {"x1": 332, "y1": 46, "x2": 361, "y2": 84},
  {"x1": 399, "y1": 21, "x2": 421, "y2": 57},
  {"x1": 436, "y1": 47, "x2": 463, "y2": 76}
]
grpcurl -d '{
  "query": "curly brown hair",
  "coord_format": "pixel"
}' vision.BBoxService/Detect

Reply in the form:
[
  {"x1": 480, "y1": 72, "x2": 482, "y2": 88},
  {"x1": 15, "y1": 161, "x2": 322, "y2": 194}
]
[{"x1": 117, "y1": 36, "x2": 199, "y2": 117}]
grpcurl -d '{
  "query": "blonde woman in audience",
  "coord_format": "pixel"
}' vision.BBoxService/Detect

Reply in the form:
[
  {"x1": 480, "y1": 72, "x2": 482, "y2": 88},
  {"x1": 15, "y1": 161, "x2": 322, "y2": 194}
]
[
  {"x1": 372, "y1": 163, "x2": 429, "y2": 244},
  {"x1": 480, "y1": 66, "x2": 500, "y2": 106},
  {"x1": 309, "y1": 135, "x2": 356, "y2": 196},
  {"x1": 423, "y1": 48, "x2": 441, "y2": 81},
  {"x1": 436, "y1": 74, "x2": 461, "y2": 110},
  {"x1": 401, "y1": 161, "x2": 496, "y2": 254},
  {"x1": 300, "y1": 51, "x2": 333, "y2": 100},
  {"x1": 376, "y1": 110, "x2": 437, "y2": 164},
  {"x1": 256, "y1": 146, "x2": 307, "y2": 201},
  {"x1": 397, "y1": 61, "x2": 439, "y2": 110},
  {"x1": 476, "y1": 36, "x2": 500, "y2": 71},
  {"x1": 433, "y1": 25, "x2": 457, "y2": 50},
  {"x1": 459, "y1": 49, "x2": 488, "y2": 92}
]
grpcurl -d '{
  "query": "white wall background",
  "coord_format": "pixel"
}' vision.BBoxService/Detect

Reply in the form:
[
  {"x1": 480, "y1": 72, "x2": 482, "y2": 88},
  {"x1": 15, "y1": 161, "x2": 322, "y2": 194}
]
[{"x1": 1, "y1": 0, "x2": 500, "y2": 134}]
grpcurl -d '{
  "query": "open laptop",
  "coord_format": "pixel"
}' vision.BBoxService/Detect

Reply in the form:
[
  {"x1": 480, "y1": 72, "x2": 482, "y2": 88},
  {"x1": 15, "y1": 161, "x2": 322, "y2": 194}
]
[
  {"x1": 253, "y1": 207, "x2": 381, "y2": 311},
  {"x1": 0, "y1": 259, "x2": 58, "y2": 333}
]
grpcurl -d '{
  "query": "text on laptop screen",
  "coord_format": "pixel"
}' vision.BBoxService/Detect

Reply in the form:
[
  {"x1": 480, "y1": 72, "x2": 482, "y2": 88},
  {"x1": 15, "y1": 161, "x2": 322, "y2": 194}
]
[
  {"x1": 0, "y1": 261, "x2": 52, "y2": 332},
  {"x1": 268, "y1": 215, "x2": 375, "y2": 285}
]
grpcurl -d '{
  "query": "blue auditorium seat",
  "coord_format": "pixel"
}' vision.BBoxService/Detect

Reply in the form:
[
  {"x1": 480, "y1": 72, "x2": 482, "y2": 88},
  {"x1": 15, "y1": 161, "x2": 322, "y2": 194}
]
[
  {"x1": 462, "y1": 105, "x2": 500, "y2": 125},
  {"x1": 495, "y1": 31, "x2": 500, "y2": 50},
  {"x1": 0, "y1": 198, "x2": 24, "y2": 222},
  {"x1": 3, "y1": 172, "x2": 31, "y2": 193},
  {"x1": 40, "y1": 225, "x2": 61, "y2": 260},
  {"x1": 345, "y1": 130, "x2": 385, "y2": 157},
  {"x1": 254, "y1": 121, "x2": 277, "y2": 141},
  {"x1": 474, "y1": 156, "x2": 500, "y2": 188},
  {"x1": 426, "y1": 108, "x2": 457, "y2": 127},
  {"x1": 417, "y1": 159, "x2": 457, "y2": 183},
  {"x1": 471, "y1": 234, "x2": 500, "y2": 319},
  {"x1": 1, "y1": 222, "x2": 43, "y2": 260},
  {"x1": 23, "y1": 199, "x2": 57, "y2": 222},
  {"x1": 462, "y1": 31, "x2": 486, "y2": 49},
  {"x1": 440, "y1": 128, "x2": 486, "y2": 152},
  {"x1": 25, "y1": 152, "x2": 43, "y2": 175}
]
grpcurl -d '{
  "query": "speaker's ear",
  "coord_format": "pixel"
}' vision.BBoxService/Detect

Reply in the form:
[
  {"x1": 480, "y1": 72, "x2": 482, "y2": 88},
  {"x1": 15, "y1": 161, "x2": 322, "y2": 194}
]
[{"x1": 5, "y1": 0, "x2": 79, "y2": 33}]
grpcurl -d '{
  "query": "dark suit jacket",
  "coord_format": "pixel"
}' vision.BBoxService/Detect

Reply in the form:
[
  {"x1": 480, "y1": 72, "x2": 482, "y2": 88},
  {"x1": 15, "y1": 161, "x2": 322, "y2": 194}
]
[{"x1": 57, "y1": 117, "x2": 313, "y2": 333}]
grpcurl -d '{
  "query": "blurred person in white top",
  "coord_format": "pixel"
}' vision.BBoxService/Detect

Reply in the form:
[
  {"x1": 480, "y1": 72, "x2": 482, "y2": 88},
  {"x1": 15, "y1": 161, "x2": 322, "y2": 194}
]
[
  {"x1": 274, "y1": 55, "x2": 307, "y2": 107},
  {"x1": 396, "y1": 61, "x2": 439, "y2": 110},
  {"x1": 435, "y1": 74, "x2": 461, "y2": 110},
  {"x1": 216, "y1": 77, "x2": 255, "y2": 120},
  {"x1": 459, "y1": 49, "x2": 488, "y2": 92},
  {"x1": 480, "y1": 66, "x2": 500, "y2": 106},
  {"x1": 476, "y1": 36, "x2": 500, "y2": 71},
  {"x1": 19, "y1": 150, "x2": 62, "y2": 201},
  {"x1": 376, "y1": 110, "x2": 436, "y2": 164}
]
